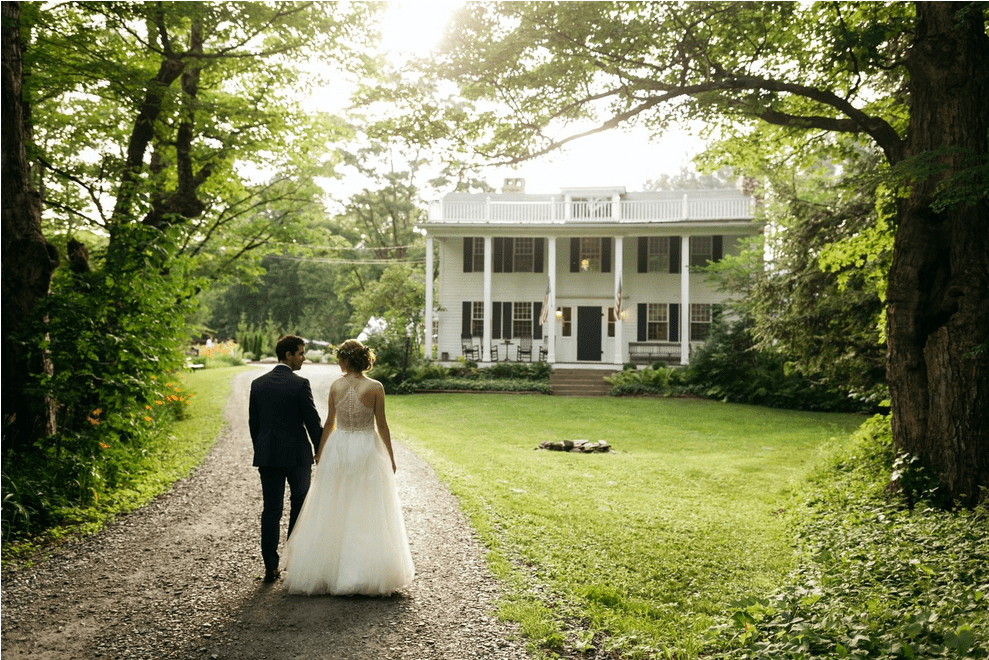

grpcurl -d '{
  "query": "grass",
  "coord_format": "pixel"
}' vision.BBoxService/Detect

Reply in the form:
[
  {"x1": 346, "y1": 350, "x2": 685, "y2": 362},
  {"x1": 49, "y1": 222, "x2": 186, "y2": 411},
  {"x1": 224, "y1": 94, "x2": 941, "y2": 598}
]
[
  {"x1": 1, "y1": 365, "x2": 249, "y2": 566},
  {"x1": 387, "y1": 394, "x2": 865, "y2": 658}
]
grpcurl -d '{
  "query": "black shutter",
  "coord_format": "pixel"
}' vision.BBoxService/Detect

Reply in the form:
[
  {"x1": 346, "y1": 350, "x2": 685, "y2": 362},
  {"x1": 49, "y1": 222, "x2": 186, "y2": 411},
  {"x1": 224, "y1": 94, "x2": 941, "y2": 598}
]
[
  {"x1": 492, "y1": 302, "x2": 501, "y2": 340},
  {"x1": 504, "y1": 238, "x2": 514, "y2": 273},
  {"x1": 670, "y1": 303, "x2": 680, "y2": 342},
  {"x1": 463, "y1": 238, "x2": 473, "y2": 273},
  {"x1": 638, "y1": 237, "x2": 648, "y2": 273},
  {"x1": 601, "y1": 237, "x2": 612, "y2": 273},
  {"x1": 493, "y1": 238, "x2": 504, "y2": 273},
  {"x1": 637, "y1": 303, "x2": 647, "y2": 341},
  {"x1": 534, "y1": 238, "x2": 545, "y2": 273},
  {"x1": 570, "y1": 237, "x2": 580, "y2": 272},
  {"x1": 713, "y1": 235, "x2": 723, "y2": 261},
  {"x1": 670, "y1": 236, "x2": 680, "y2": 273},
  {"x1": 462, "y1": 301, "x2": 472, "y2": 337},
  {"x1": 532, "y1": 302, "x2": 543, "y2": 340},
  {"x1": 502, "y1": 302, "x2": 513, "y2": 339}
]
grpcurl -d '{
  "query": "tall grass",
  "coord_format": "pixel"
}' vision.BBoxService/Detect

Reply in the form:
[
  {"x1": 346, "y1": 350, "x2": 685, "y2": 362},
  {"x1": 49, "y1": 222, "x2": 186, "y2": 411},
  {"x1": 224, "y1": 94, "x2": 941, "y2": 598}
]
[{"x1": 388, "y1": 394, "x2": 864, "y2": 658}]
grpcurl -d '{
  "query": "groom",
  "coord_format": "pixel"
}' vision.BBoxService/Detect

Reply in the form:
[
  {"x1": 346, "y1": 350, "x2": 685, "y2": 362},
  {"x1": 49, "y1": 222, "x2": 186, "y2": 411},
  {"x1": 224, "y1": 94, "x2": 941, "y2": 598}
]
[{"x1": 249, "y1": 335, "x2": 322, "y2": 583}]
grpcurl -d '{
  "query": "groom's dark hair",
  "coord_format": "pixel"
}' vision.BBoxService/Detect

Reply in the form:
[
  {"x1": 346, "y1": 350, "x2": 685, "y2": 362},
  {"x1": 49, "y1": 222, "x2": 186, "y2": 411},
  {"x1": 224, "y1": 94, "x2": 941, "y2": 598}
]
[{"x1": 275, "y1": 335, "x2": 306, "y2": 361}]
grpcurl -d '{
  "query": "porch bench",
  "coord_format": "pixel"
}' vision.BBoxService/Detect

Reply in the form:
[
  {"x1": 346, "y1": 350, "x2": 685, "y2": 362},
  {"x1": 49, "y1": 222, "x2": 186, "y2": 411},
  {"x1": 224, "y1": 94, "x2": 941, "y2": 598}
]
[{"x1": 628, "y1": 342, "x2": 682, "y2": 365}]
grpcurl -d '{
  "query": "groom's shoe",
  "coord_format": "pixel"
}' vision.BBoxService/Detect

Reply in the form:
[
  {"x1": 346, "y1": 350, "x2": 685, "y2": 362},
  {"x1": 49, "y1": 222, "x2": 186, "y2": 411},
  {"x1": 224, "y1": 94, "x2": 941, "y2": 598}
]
[{"x1": 264, "y1": 568, "x2": 281, "y2": 583}]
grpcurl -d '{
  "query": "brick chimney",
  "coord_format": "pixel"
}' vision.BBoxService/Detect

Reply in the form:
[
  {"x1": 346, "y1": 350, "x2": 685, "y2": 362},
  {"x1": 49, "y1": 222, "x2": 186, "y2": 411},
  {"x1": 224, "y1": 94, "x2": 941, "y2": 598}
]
[{"x1": 502, "y1": 177, "x2": 525, "y2": 193}]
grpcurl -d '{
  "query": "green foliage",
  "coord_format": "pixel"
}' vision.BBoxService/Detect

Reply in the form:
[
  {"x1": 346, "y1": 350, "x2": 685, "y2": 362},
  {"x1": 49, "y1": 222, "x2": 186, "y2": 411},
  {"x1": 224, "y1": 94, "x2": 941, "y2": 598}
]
[
  {"x1": 714, "y1": 416, "x2": 989, "y2": 659},
  {"x1": 3, "y1": 366, "x2": 244, "y2": 563},
  {"x1": 415, "y1": 378, "x2": 551, "y2": 394},
  {"x1": 480, "y1": 361, "x2": 551, "y2": 381},
  {"x1": 28, "y1": 1, "x2": 377, "y2": 285},
  {"x1": 702, "y1": 149, "x2": 890, "y2": 404},
  {"x1": 2, "y1": 225, "x2": 197, "y2": 541},
  {"x1": 349, "y1": 263, "x2": 427, "y2": 356},
  {"x1": 235, "y1": 314, "x2": 281, "y2": 360},
  {"x1": 683, "y1": 317, "x2": 873, "y2": 413},
  {"x1": 605, "y1": 364, "x2": 681, "y2": 396},
  {"x1": 403, "y1": 360, "x2": 551, "y2": 393}
]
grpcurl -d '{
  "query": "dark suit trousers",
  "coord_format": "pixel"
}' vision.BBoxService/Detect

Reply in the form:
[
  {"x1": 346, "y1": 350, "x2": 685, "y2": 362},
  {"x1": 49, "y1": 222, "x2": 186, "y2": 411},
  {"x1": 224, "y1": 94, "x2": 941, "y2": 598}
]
[{"x1": 258, "y1": 466, "x2": 311, "y2": 571}]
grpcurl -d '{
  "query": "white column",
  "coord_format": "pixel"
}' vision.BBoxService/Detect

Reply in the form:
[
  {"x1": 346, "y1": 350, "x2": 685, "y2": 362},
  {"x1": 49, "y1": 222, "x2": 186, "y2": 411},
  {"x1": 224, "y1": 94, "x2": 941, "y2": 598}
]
[
  {"x1": 547, "y1": 237, "x2": 557, "y2": 363},
  {"x1": 483, "y1": 236, "x2": 493, "y2": 362},
  {"x1": 681, "y1": 235, "x2": 690, "y2": 365},
  {"x1": 425, "y1": 235, "x2": 434, "y2": 360},
  {"x1": 613, "y1": 235, "x2": 623, "y2": 365}
]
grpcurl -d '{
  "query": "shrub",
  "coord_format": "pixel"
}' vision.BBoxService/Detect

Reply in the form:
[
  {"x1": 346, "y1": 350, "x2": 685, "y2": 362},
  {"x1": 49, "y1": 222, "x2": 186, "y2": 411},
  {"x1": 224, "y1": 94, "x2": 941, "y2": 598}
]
[
  {"x1": 416, "y1": 378, "x2": 551, "y2": 394},
  {"x1": 483, "y1": 361, "x2": 551, "y2": 381},
  {"x1": 605, "y1": 364, "x2": 679, "y2": 395},
  {"x1": 683, "y1": 317, "x2": 871, "y2": 412}
]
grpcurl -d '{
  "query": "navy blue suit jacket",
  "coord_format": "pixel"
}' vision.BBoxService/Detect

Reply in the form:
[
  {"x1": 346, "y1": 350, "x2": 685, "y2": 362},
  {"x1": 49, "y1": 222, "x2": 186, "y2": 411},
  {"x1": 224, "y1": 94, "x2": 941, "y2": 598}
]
[{"x1": 249, "y1": 364, "x2": 322, "y2": 467}]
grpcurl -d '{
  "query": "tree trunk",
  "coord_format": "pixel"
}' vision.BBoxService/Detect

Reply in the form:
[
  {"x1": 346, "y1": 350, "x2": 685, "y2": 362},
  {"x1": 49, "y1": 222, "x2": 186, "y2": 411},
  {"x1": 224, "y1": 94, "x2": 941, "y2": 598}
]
[
  {"x1": 886, "y1": 2, "x2": 989, "y2": 506},
  {"x1": 2, "y1": 1, "x2": 59, "y2": 453}
]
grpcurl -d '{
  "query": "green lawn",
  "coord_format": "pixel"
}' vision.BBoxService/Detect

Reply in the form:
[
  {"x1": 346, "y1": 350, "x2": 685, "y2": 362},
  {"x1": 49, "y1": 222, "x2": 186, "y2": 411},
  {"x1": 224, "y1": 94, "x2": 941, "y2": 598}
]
[{"x1": 388, "y1": 394, "x2": 865, "y2": 658}]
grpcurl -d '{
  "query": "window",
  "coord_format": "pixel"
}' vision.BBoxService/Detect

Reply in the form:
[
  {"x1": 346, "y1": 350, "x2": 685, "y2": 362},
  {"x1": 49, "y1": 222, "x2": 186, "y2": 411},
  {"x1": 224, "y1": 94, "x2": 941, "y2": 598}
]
[
  {"x1": 558, "y1": 307, "x2": 573, "y2": 337},
  {"x1": 690, "y1": 304, "x2": 712, "y2": 341},
  {"x1": 513, "y1": 302, "x2": 532, "y2": 338},
  {"x1": 471, "y1": 302, "x2": 484, "y2": 337},
  {"x1": 579, "y1": 238, "x2": 601, "y2": 272},
  {"x1": 690, "y1": 236, "x2": 713, "y2": 268},
  {"x1": 648, "y1": 237, "x2": 670, "y2": 272},
  {"x1": 473, "y1": 238, "x2": 485, "y2": 268},
  {"x1": 647, "y1": 303, "x2": 668, "y2": 341},
  {"x1": 607, "y1": 307, "x2": 617, "y2": 338},
  {"x1": 514, "y1": 238, "x2": 534, "y2": 272}
]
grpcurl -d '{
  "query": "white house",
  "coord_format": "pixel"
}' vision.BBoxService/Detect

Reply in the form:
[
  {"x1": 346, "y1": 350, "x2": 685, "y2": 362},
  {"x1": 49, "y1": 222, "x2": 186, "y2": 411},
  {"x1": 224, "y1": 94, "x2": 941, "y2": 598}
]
[{"x1": 418, "y1": 181, "x2": 760, "y2": 368}]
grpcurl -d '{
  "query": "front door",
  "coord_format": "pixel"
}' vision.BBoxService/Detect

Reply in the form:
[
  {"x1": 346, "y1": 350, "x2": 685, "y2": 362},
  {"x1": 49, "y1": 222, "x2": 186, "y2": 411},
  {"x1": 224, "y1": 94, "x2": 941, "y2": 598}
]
[{"x1": 577, "y1": 306, "x2": 602, "y2": 361}]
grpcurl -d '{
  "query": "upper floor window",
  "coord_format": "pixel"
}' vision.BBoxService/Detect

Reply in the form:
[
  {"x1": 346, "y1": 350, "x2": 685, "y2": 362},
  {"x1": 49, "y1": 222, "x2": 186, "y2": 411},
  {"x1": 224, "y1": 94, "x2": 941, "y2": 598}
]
[
  {"x1": 647, "y1": 303, "x2": 669, "y2": 341},
  {"x1": 648, "y1": 237, "x2": 670, "y2": 272},
  {"x1": 690, "y1": 236, "x2": 713, "y2": 268},
  {"x1": 580, "y1": 238, "x2": 601, "y2": 272},
  {"x1": 473, "y1": 237, "x2": 485, "y2": 268},
  {"x1": 690, "y1": 304, "x2": 712, "y2": 341},
  {"x1": 513, "y1": 238, "x2": 534, "y2": 272}
]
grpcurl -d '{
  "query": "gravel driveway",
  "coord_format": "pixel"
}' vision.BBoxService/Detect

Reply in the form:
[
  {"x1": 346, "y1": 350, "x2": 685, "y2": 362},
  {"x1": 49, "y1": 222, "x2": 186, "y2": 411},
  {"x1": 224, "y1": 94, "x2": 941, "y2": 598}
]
[{"x1": 1, "y1": 364, "x2": 530, "y2": 660}]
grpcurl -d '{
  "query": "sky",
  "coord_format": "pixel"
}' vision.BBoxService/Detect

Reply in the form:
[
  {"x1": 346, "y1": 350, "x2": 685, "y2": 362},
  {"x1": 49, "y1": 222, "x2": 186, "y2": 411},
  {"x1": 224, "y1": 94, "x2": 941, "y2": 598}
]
[{"x1": 364, "y1": 2, "x2": 709, "y2": 195}]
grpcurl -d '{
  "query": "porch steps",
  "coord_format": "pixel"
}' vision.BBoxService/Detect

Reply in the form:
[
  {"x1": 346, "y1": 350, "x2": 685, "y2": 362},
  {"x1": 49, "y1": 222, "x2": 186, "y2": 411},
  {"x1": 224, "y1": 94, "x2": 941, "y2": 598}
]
[{"x1": 550, "y1": 369, "x2": 615, "y2": 397}]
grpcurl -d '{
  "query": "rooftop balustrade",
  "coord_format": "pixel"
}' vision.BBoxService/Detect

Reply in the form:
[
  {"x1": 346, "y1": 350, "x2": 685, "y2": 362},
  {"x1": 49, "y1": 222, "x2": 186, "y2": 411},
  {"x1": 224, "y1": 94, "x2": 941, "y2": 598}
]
[{"x1": 426, "y1": 193, "x2": 754, "y2": 224}]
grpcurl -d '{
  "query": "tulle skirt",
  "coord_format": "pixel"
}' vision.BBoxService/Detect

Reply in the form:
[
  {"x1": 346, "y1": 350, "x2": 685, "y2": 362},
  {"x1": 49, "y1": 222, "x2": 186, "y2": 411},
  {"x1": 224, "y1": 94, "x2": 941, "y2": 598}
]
[{"x1": 282, "y1": 427, "x2": 414, "y2": 596}]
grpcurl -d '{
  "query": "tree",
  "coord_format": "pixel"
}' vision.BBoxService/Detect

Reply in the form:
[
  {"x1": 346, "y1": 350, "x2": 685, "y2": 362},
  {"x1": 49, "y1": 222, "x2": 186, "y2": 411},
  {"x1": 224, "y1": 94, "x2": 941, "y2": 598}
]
[
  {"x1": 2, "y1": 2, "x2": 59, "y2": 453},
  {"x1": 27, "y1": 1, "x2": 372, "y2": 281},
  {"x1": 431, "y1": 2, "x2": 989, "y2": 506},
  {"x1": 706, "y1": 149, "x2": 890, "y2": 405}
]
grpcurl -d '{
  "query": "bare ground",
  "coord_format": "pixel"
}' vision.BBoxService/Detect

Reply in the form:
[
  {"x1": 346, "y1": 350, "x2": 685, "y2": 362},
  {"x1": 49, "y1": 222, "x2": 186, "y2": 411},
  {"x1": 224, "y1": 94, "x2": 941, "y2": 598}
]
[{"x1": 1, "y1": 364, "x2": 530, "y2": 660}]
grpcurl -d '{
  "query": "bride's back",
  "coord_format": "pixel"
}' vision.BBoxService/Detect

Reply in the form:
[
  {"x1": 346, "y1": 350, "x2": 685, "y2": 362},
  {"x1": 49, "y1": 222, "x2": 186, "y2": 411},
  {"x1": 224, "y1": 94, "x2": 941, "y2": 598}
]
[{"x1": 331, "y1": 375, "x2": 377, "y2": 430}]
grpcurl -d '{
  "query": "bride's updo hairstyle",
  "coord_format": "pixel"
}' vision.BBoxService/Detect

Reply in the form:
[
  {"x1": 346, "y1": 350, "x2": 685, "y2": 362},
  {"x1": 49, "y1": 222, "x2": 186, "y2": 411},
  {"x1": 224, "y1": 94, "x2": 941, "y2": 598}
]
[{"x1": 336, "y1": 339, "x2": 375, "y2": 374}]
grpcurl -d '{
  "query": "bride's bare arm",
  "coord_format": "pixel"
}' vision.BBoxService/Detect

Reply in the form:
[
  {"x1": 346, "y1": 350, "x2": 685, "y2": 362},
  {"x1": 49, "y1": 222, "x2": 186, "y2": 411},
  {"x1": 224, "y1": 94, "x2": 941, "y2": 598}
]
[
  {"x1": 315, "y1": 387, "x2": 337, "y2": 462},
  {"x1": 373, "y1": 382, "x2": 396, "y2": 472}
]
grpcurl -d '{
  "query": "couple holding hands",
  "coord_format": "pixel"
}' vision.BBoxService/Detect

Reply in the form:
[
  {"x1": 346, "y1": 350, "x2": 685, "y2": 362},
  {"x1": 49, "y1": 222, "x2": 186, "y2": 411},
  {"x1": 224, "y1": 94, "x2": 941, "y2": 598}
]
[{"x1": 248, "y1": 335, "x2": 414, "y2": 595}]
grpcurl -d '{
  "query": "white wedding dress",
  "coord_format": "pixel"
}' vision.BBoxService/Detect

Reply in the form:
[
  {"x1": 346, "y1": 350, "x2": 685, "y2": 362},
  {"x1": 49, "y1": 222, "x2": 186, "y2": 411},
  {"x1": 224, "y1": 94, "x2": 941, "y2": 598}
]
[{"x1": 282, "y1": 378, "x2": 414, "y2": 596}]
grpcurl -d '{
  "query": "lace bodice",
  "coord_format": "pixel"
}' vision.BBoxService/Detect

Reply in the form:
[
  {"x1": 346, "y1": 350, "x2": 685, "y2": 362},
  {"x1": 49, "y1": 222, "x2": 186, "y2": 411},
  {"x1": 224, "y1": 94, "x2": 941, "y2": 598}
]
[{"x1": 336, "y1": 378, "x2": 375, "y2": 431}]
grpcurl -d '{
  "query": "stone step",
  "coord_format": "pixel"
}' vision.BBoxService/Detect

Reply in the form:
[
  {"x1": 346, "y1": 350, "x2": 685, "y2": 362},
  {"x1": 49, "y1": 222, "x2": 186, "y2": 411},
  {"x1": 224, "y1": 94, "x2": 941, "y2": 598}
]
[{"x1": 549, "y1": 369, "x2": 615, "y2": 396}]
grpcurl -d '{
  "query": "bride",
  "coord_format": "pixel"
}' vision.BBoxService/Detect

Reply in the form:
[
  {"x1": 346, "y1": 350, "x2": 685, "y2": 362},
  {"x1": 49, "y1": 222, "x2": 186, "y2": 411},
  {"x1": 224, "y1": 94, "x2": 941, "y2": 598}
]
[{"x1": 282, "y1": 339, "x2": 415, "y2": 596}]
